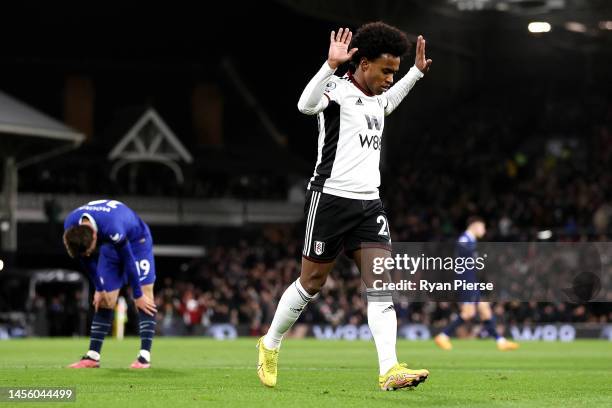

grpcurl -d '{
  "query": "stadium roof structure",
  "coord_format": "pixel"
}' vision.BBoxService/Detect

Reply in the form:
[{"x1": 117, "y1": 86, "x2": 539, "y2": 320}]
[
  {"x1": 108, "y1": 107, "x2": 193, "y2": 184},
  {"x1": 0, "y1": 90, "x2": 84, "y2": 252},
  {"x1": 0, "y1": 90, "x2": 84, "y2": 168},
  {"x1": 0, "y1": 91, "x2": 84, "y2": 143}
]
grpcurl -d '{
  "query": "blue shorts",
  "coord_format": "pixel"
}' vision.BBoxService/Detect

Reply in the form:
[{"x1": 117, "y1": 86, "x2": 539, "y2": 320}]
[
  {"x1": 96, "y1": 235, "x2": 156, "y2": 292},
  {"x1": 458, "y1": 269, "x2": 480, "y2": 304}
]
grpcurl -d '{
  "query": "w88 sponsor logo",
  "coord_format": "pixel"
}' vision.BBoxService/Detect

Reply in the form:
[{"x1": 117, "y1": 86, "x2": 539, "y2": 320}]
[{"x1": 359, "y1": 134, "x2": 382, "y2": 150}]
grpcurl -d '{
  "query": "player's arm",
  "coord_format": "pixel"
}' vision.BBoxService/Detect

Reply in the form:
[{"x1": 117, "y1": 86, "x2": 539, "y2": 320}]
[
  {"x1": 78, "y1": 256, "x2": 104, "y2": 292},
  {"x1": 78, "y1": 257, "x2": 106, "y2": 311},
  {"x1": 115, "y1": 240, "x2": 156, "y2": 315},
  {"x1": 297, "y1": 28, "x2": 357, "y2": 115},
  {"x1": 384, "y1": 35, "x2": 432, "y2": 115}
]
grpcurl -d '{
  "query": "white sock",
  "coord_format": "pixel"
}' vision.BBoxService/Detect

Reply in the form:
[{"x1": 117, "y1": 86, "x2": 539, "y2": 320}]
[
  {"x1": 86, "y1": 350, "x2": 100, "y2": 361},
  {"x1": 497, "y1": 337, "x2": 507, "y2": 344},
  {"x1": 367, "y1": 289, "x2": 398, "y2": 375},
  {"x1": 263, "y1": 279, "x2": 313, "y2": 350},
  {"x1": 139, "y1": 350, "x2": 151, "y2": 362}
]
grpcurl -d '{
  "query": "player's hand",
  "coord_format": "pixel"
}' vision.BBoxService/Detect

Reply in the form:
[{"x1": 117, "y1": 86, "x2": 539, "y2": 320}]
[
  {"x1": 327, "y1": 27, "x2": 358, "y2": 69},
  {"x1": 92, "y1": 291, "x2": 103, "y2": 311},
  {"x1": 414, "y1": 35, "x2": 432, "y2": 74},
  {"x1": 134, "y1": 294, "x2": 157, "y2": 316}
]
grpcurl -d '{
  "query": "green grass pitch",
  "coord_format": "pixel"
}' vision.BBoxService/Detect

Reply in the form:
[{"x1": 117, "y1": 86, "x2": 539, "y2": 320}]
[{"x1": 0, "y1": 338, "x2": 610, "y2": 407}]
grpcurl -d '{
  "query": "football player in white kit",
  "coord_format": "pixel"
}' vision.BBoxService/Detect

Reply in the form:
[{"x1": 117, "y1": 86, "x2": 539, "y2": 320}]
[{"x1": 258, "y1": 22, "x2": 432, "y2": 390}]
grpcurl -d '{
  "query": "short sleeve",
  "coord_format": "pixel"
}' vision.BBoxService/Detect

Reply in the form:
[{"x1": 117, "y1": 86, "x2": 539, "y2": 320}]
[{"x1": 107, "y1": 222, "x2": 127, "y2": 245}]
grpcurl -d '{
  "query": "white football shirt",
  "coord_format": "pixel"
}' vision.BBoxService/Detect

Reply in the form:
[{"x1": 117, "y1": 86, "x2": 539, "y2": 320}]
[{"x1": 298, "y1": 62, "x2": 423, "y2": 200}]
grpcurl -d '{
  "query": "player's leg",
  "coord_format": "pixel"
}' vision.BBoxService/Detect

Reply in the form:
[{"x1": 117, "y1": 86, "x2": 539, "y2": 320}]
[
  {"x1": 259, "y1": 190, "x2": 344, "y2": 387},
  {"x1": 478, "y1": 302, "x2": 519, "y2": 350},
  {"x1": 477, "y1": 301, "x2": 499, "y2": 338},
  {"x1": 258, "y1": 258, "x2": 335, "y2": 387},
  {"x1": 263, "y1": 258, "x2": 335, "y2": 350},
  {"x1": 131, "y1": 238, "x2": 157, "y2": 368},
  {"x1": 436, "y1": 267, "x2": 479, "y2": 350},
  {"x1": 68, "y1": 289, "x2": 119, "y2": 368},
  {"x1": 89, "y1": 289, "x2": 119, "y2": 357},
  {"x1": 348, "y1": 200, "x2": 428, "y2": 390},
  {"x1": 354, "y1": 247, "x2": 429, "y2": 390},
  {"x1": 69, "y1": 245, "x2": 121, "y2": 368},
  {"x1": 435, "y1": 302, "x2": 476, "y2": 350},
  {"x1": 132, "y1": 284, "x2": 155, "y2": 367},
  {"x1": 346, "y1": 202, "x2": 398, "y2": 376},
  {"x1": 262, "y1": 191, "x2": 343, "y2": 351},
  {"x1": 461, "y1": 302, "x2": 477, "y2": 320},
  {"x1": 354, "y1": 247, "x2": 398, "y2": 373}
]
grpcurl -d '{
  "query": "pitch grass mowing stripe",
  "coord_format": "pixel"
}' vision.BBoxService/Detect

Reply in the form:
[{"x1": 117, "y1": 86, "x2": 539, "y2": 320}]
[{"x1": 0, "y1": 338, "x2": 610, "y2": 407}]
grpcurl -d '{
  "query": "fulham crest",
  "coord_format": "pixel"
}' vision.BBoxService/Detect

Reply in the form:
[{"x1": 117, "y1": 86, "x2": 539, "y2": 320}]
[{"x1": 314, "y1": 241, "x2": 325, "y2": 256}]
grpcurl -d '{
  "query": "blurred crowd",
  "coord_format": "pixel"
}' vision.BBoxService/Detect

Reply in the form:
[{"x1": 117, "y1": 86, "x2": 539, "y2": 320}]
[
  {"x1": 152, "y1": 88, "x2": 612, "y2": 336},
  {"x1": 385, "y1": 87, "x2": 612, "y2": 242},
  {"x1": 152, "y1": 235, "x2": 611, "y2": 338},
  {"x1": 12, "y1": 233, "x2": 610, "y2": 338},
  {"x1": 8, "y1": 86, "x2": 612, "y2": 337}
]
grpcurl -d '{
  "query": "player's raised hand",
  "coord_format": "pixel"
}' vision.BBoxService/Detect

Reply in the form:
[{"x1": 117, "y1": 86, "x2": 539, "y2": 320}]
[
  {"x1": 415, "y1": 35, "x2": 432, "y2": 74},
  {"x1": 135, "y1": 294, "x2": 157, "y2": 316},
  {"x1": 327, "y1": 28, "x2": 358, "y2": 69}
]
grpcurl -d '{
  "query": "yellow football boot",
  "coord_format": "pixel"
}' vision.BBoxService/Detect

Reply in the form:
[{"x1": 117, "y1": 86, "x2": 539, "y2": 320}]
[
  {"x1": 257, "y1": 336, "x2": 279, "y2": 387},
  {"x1": 379, "y1": 363, "x2": 429, "y2": 391}
]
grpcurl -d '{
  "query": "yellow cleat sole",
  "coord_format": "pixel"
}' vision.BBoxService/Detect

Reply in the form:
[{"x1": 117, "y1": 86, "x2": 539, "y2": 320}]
[{"x1": 380, "y1": 371, "x2": 429, "y2": 391}]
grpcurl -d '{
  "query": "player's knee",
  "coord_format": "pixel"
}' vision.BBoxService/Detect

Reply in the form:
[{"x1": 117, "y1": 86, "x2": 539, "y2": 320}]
[
  {"x1": 479, "y1": 311, "x2": 492, "y2": 320},
  {"x1": 300, "y1": 273, "x2": 326, "y2": 295},
  {"x1": 461, "y1": 310, "x2": 476, "y2": 321},
  {"x1": 99, "y1": 299, "x2": 113, "y2": 309},
  {"x1": 102, "y1": 300, "x2": 114, "y2": 309},
  {"x1": 100, "y1": 293, "x2": 118, "y2": 309}
]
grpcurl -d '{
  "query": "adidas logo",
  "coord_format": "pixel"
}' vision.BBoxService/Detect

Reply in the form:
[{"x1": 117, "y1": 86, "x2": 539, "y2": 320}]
[
  {"x1": 290, "y1": 307, "x2": 303, "y2": 313},
  {"x1": 382, "y1": 305, "x2": 395, "y2": 313},
  {"x1": 355, "y1": 97, "x2": 364, "y2": 106}
]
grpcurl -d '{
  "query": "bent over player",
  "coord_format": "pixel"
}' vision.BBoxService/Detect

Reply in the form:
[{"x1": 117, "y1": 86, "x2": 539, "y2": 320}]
[
  {"x1": 63, "y1": 199, "x2": 157, "y2": 368},
  {"x1": 258, "y1": 22, "x2": 432, "y2": 390}
]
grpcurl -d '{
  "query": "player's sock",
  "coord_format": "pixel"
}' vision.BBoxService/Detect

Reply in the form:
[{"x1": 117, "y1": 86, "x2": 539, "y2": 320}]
[
  {"x1": 483, "y1": 318, "x2": 502, "y2": 340},
  {"x1": 366, "y1": 289, "x2": 398, "y2": 376},
  {"x1": 442, "y1": 316, "x2": 465, "y2": 337},
  {"x1": 87, "y1": 308, "x2": 114, "y2": 359},
  {"x1": 138, "y1": 310, "x2": 157, "y2": 362},
  {"x1": 263, "y1": 278, "x2": 313, "y2": 350}
]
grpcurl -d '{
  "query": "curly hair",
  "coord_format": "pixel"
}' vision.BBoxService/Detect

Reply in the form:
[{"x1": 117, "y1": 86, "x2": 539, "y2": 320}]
[{"x1": 349, "y1": 21, "x2": 411, "y2": 72}]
